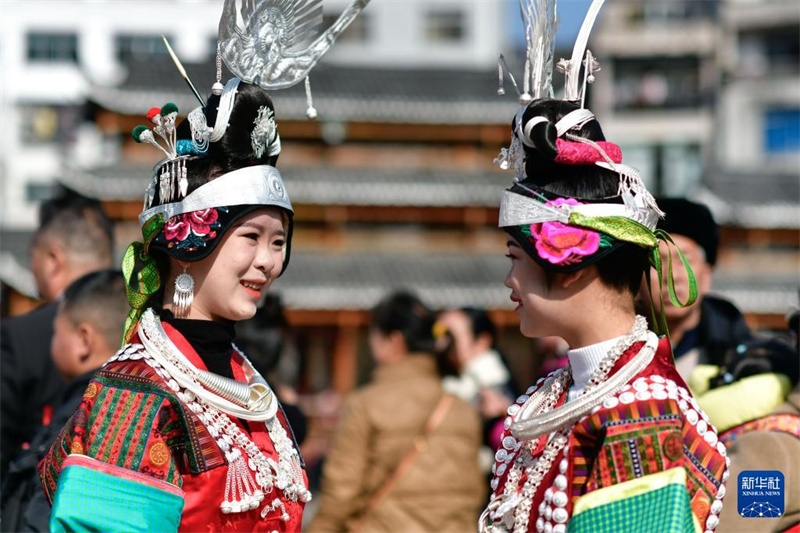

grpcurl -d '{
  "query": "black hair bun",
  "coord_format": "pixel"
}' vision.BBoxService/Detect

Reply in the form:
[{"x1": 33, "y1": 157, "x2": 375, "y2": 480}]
[
  {"x1": 175, "y1": 82, "x2": 278, "y2": 168},
  {"x1": 165, "y1": 83, "x2": 278, "y2": 205},
  {"x1": 514, "y1": 98, "x2": 614, "y2": 192},
  {"x1": 207, "y1": 83, "x2": 279, "y2": 171}
]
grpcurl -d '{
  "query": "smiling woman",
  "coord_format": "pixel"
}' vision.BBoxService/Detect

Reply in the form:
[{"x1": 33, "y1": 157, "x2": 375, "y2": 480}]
[
  {"x1": 164, "y1": 210, "x2": 288, "y2": 323},
  {"x1": 38, "y1": 80, "x2": 308, "y2": 533}
]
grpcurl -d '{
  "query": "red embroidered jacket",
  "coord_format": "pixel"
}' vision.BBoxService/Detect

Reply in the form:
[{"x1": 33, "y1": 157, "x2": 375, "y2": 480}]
[
  {"x1": 488, "y1": 336, "x2": 728, "y2": 533},
  {"x1": 39, "y1": 323, "x2": 307, "y2": 533}
]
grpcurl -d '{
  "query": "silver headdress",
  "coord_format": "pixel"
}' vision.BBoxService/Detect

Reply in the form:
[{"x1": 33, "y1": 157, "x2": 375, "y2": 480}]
[
  {"x1": 496, "y1": 0, "x2": 663, "y2": 231},
  {"x1": 141, "y1": 0, "x2": 369, "y2": 215},
  {"x1": 218, "y1": 0, "x2": 371, "y2": 117}
]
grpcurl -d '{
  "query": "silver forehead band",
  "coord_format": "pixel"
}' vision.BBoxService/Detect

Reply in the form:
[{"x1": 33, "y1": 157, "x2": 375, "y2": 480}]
[
  {"x1": 498, "y1": 190, "x2": 658, "y2": 230},
  {"x1": 139, "y1": 165, "x2": 292, "y2": 228}
]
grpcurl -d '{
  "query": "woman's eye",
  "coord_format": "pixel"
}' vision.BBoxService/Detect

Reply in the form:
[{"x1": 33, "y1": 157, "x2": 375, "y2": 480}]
[
  {"x1": 244, "y1": 233, "x2": 259, "y2": 241},
  {"x1": 272, "y1": 239, "x2": 286, "y2": 248}
]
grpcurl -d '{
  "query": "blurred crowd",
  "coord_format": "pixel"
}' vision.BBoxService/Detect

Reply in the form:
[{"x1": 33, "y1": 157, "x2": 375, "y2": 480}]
[{"x1": 1, "y1": 188, "x2": 798, "y2": 532}]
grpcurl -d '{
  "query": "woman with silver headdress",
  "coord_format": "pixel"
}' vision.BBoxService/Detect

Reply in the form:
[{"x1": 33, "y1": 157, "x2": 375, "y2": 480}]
[
  {"x1": 481, "y1": 1, "x2": 728, "y2": 532},
  {"x1": 38, "y1": 1, "x2": 369, "y2": 531}
]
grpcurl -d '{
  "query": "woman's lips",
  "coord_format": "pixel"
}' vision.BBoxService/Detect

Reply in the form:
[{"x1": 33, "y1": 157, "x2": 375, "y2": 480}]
[
  {"x1": 240, "y1": 281, "x2": 263, "y2": 298},
  {"x1": 510, "y1": 294, "x2": 522, "y2": 311}
]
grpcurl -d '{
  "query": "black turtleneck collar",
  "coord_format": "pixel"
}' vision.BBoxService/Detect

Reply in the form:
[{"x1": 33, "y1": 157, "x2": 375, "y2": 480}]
[{"x1": 159, "y1": 309, "x2": 236, "y2": 379}]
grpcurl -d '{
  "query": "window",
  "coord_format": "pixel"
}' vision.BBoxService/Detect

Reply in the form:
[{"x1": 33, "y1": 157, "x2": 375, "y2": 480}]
[
  {"x1": 27, "y1": 33, "x2": 78, "y2": 63},
  {"x1": 739, "y1": 26, "x2": 800, "y2": 77},
  {"x1": 20, "y1": 105, "x2": 79, "y2": 144},
  {"x1": 116, "y1": 34, "x2": 171, "y2": 62},
  {"x1": 617, "y1": 143, "x2": 702, "y2": 196},
  {"x1": 322, "y1": 12, "x2": 369, "y2": 44},
  {"x1": 613, "y1": 57, "x2": 704, "y2": 110},
  {"x1": 426, "y1": 10, "x2": 465, "y2": 43},
  {"x1": 627, "y1": 1, "x2": 717, "y2": 23},
  {"x1": 764, "y1": 108, "x2": 800, "y2": 154},
  {"x1": 26, "y1": 183, "x2": 58, "y2": 204}
]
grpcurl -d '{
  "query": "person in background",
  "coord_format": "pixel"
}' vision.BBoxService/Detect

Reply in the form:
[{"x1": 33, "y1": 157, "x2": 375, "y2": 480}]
[
  {"x1": 640, "y1": 197, "x2": 753, "y2": 391},
  {"x1": 309, "y1": 291, "x2": 483, "y2": 533},
  {"x1": 535, "y1": 336, "x2": 570, "y2": 377},
  {"x1": 1, "y1": 269, "x2": 127, "y2": 532},
  {"x1": 435, "y1": 307, "x2": 515, "y2": 484},
  {"x1": 436, "y1": 307, "x2": 515, "y2": 411},
  {"x1": 714, "y1": 333, "x2": 800, "y2": 532},
  {"x1": 0, "y1": 188, "x2": 113, "y2": 479}
]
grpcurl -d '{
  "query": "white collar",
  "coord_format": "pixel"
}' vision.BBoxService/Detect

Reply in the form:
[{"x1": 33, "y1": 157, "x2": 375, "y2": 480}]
[{"x1": 567, "y1": 335, "x2": 625, "y2": 396}]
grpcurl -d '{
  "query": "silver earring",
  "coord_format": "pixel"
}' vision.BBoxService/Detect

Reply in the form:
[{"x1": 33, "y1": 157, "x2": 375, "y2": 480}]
[{"x1": 173, "y1": 267, "x2": 194, "y2": 316}]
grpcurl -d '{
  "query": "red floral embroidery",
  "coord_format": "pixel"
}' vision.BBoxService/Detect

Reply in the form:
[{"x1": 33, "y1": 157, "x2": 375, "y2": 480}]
[
  {"x1": 188, "y1": 209, "x2": 218, "y2": 236},
  {"x1": 163, "y1": 208, "x2": 221, "y2": 250},
  {"x1": 164, "y1": 216, "x2": 190, "y2": 242},
  {"x1": 529, "y1": 198, "x2": 600, "y2": 265}
]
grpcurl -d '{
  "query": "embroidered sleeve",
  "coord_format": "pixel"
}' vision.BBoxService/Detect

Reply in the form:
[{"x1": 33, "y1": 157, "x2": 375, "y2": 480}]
[
  {"x1": 39, "y1": 368, "x2": 185, "y2": 511},
  {"x1": 577, "y1": 376, "x2": 728, "y2": 532},
  {"x1": 49, "y1": 455, "x2": 184, "y2": 533}
]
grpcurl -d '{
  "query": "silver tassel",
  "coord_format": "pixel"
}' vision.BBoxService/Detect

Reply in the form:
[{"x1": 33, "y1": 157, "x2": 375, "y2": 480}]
[
  {"x1": 497, "y1": 56, "x2": 506, "y2": 96},
  {"x1": 159, "y1": 167, "x2": 170, "y2": 204},
  {"x1": 304, "y1": 76, "x2": 317, "y2": 120},
  {"x1": 221, "y1": 448, "x2": 263, "y2": 514},
  {"x1": 179, "y1": 158, "x2": 188, "y2": 198}
]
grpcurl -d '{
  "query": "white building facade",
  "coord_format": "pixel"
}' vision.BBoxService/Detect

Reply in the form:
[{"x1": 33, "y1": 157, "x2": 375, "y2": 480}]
[{"x1": 0, "y1": 0, "x2": 507, "y2": 229}]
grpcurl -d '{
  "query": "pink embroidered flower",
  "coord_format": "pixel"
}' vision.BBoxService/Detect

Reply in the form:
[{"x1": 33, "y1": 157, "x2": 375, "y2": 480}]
[
  {"x1": 530, "y1": 198, "x2": 600, "y2": 264},
  {"x1": 164, "y1": 215, "x2": 190, "y2": 242},
  {"x1": 188, "y1": 209, "x2": 219, "y2": 236}
]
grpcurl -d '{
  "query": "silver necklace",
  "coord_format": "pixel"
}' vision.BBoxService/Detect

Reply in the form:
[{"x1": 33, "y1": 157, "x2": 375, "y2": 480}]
[
  {"x1": 134, "y1": 309, "x2": 311, "y2": 518},
  {"x1": 480, "y1": 316, "x2": 655, "y2": 533}
]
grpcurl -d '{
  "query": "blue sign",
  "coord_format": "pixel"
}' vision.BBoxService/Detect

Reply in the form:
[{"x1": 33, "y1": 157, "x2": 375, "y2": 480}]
[{"x1": 738, "y1": 470, "x2": 785, "y2": 518}]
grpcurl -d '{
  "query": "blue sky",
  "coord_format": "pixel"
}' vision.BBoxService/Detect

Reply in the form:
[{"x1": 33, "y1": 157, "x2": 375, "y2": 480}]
[{"x1": 507, "y1": 0, "x2": 596, "y2": 50}]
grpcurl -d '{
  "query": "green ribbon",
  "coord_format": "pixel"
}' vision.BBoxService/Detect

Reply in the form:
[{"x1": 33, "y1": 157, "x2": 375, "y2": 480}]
[
  {"x1": 647, "y1": 229, "x2": 699, "y2": 337},
  {"x1": 568, "y1": 212, "x2": 699, "y2": 340},
  {"x1": 569, "y1": 213, "x2": 658, "y2": 249},
  {"x1": 121, "y1": 215, "x2": 164, "y2": 345}
]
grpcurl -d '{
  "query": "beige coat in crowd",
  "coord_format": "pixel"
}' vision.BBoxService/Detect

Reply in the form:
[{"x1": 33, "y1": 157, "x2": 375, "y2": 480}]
[
  {"x1": 309, "y1": 355, "x2": 485, "y2": 533},
  {"x1": 717, "y1": 385, "x2": 800, "y2": 533}
]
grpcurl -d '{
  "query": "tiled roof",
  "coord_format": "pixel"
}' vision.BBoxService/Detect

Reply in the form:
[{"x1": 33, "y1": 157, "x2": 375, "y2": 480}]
[
  {"x1": 273, "y1": 252, "x2": 510, "y2": 310},
  {"x1": 698, "y1": 171, "x2": 800, "y2": 229},
  {"x1": 90, "y1": 59, "x2": 519, "y2": 124},
  {"x1": 62, "y1": 166, "x2": 513, "y2": 207},
  {"x1": 62, "y1": 166, "x2": 800, "y2": 230},
  {"x1": 0, "y1": 231, "x2": 37, "y2": 296},
  {"x1": 272, "y1": 252, "x2": 797, "y2": 315},
  {"x1": 0, "y1": 232, "x2": 793, "y2": 315},
  {"x1": 0, "y1": 252, "x2": 36, "y2": 297}
]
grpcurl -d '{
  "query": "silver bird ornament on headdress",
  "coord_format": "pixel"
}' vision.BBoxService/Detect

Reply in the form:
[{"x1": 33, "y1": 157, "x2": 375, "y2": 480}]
[{"x1": 218, "y1": 0, "x2": 371, "y2": 90}]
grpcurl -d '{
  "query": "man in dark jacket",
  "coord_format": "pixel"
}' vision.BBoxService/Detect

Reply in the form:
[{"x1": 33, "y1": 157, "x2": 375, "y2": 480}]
[
  {"x1": 1, "y1": 270, "x2": 127, "y2": 531},
  {"x1": 640, "y1": 198, "x2": 753, "y2": 386},
  {"x1": 0, "y1": 189, "x2": 113, "y2": 479}
]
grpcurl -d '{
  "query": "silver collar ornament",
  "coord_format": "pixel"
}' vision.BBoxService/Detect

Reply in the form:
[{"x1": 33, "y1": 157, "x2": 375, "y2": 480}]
[{"x1": 131, "y1": 309, "x2": 310, "y2": 517}]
